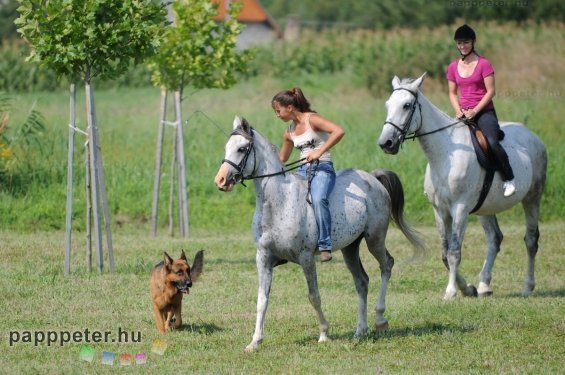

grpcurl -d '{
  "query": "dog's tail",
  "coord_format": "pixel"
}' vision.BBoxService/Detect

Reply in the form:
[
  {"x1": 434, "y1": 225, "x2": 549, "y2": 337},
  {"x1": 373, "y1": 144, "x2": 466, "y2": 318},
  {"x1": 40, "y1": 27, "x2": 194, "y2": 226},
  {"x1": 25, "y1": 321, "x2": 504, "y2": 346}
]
[{"x1": 191, "y1": 250, "x2": 204, "y2": 282}]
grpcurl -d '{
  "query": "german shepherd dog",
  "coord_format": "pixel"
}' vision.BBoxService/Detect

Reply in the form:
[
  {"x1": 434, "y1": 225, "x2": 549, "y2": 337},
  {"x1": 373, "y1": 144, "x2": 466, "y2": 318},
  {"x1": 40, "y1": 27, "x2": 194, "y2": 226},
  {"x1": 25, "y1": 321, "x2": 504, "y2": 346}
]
[{"x1": 150, "y1": 250, "x2": 204, "y2": 333}]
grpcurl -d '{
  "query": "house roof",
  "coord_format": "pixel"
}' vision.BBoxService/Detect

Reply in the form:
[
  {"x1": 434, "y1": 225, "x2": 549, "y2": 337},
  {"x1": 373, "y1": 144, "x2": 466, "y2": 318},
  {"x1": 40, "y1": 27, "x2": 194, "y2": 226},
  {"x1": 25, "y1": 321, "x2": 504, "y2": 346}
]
[{"x1": 211, "y1": 0, "x2": 280, "y2": 34}]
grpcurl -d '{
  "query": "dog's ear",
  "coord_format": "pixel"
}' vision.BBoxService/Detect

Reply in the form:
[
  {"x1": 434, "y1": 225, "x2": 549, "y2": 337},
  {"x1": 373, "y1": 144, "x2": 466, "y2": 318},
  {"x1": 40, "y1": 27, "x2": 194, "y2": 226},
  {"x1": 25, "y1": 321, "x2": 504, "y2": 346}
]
[
  {"x1": 179, "y1": 249, "x2": 187, "y2": 262},
  {"x1": 190, "y1": 250, "x2": 204, "y2": 282},
  {"x1": 164, "y1": 252, "x2": 174, "y2": 269}
]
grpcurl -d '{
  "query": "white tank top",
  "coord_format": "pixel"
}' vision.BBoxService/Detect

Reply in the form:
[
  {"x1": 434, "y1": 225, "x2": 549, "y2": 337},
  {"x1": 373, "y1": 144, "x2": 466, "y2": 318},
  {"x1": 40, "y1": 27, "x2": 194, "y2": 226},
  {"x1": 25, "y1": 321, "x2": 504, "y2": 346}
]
[{"x1": 288, "y1": 113, "x2": 332, "y2": 162}]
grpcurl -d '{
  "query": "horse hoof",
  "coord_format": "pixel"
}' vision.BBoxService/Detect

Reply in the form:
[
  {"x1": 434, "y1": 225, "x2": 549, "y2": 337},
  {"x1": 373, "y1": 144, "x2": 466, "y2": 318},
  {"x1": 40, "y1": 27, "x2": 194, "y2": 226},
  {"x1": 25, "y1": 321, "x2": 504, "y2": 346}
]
[
  {"x1": 245, "y1": 339, "x2": 261, "y2": 353},
  {"x1": 522, "y1": 288, "x2": 534, "y2": 297},
  {"x1": 464, "y1": 284, "x2": 478, "y2": 297},
  {"x1": 443, "y1": 291, "x2": 456, "y2": 300},
  {"x1": 354, "y1": 327, "x2": 368, "y2": 338},
  {"x1": 478, "y1": 282, "x2": 493, "y2": 297},
  {"x1": 375, "y1": 321, "x2": 389, "y2": 332},
  {"x1": 522, "y1": 282, "x2": 535, "y2": 297}
]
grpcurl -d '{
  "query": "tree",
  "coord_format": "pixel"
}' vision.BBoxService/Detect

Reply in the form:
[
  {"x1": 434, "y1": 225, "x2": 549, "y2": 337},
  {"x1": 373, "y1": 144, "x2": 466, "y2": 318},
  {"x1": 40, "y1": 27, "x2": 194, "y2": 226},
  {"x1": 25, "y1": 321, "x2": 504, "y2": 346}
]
[
  {"x1": 16, "y1": 0, "x2": 167, "y2": 274},
  {"x1": 148, "y1": 0, "x2": 250, "y2": 94},
  {"x1": 147, "y1": 0, "x2": 251, "y2": 237}
]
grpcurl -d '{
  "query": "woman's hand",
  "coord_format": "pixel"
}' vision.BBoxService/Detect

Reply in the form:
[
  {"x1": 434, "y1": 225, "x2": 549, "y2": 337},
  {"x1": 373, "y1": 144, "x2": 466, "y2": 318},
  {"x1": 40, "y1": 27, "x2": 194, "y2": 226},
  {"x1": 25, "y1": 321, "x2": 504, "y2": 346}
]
[
  {"x1": 306, "y1": 149, "x2": 323, "y2": 162},
  {"x1": 462, "y1": 108, "x2": 477, "y2": 119}
]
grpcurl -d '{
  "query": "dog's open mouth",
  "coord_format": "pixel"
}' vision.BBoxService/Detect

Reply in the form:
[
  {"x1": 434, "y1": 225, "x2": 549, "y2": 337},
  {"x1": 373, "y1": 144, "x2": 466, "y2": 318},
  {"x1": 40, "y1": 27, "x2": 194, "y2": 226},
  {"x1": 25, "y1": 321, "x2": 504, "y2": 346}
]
[{"x1": 175, "y1": 282, "x2": 190, "y2": 294}]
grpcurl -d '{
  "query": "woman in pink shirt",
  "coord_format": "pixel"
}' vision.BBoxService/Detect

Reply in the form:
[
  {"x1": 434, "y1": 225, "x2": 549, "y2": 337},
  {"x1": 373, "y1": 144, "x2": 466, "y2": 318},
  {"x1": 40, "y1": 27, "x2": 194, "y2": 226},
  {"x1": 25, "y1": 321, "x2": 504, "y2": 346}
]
[{"x1": 446, "y1": 24, "x2": 516, "y2": 197}]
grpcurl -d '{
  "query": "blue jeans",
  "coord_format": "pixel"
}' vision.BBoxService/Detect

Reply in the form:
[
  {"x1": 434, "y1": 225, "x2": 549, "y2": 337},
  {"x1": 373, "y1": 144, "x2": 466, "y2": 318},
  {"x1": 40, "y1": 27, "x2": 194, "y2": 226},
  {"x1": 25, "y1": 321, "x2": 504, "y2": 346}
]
[{"x1": 297, "y1": 161, "x2": 336, "y2": 251}]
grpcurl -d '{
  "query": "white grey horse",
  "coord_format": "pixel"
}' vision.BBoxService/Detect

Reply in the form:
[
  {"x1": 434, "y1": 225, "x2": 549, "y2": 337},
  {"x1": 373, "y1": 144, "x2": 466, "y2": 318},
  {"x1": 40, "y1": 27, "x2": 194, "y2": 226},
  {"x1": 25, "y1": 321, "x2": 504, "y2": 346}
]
[
  {"x1": 378, "y1": 73, "x2": 547, "y2": 300},
  {"x1": 214, "y1": 117, "x2": 425, "y2": 352}
]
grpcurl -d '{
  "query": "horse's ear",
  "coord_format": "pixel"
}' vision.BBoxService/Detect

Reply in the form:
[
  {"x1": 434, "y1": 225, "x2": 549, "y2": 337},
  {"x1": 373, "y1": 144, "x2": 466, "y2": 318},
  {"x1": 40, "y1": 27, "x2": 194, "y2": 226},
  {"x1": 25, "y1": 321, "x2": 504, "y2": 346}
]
[
  {"x1": 233, "y1": 116, "x2": 242, "y2": 130},
  {"x1": 413, "y1": 72, "x2": 427, "y2": 89},
  {"x1": 241, "y1": 117, "x2": 251, "y2": 133},
  {"x1": 392, "y1": 75, "x2": 401, "y2": 89}
]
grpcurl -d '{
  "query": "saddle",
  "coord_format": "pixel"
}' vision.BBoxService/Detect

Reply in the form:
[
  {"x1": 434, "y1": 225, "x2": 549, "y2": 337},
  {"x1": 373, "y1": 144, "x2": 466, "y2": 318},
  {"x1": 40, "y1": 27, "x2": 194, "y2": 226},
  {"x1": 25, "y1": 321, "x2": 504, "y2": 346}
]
[{"x1": 465, "y1": 120, "x2": 505, "y2": 213}]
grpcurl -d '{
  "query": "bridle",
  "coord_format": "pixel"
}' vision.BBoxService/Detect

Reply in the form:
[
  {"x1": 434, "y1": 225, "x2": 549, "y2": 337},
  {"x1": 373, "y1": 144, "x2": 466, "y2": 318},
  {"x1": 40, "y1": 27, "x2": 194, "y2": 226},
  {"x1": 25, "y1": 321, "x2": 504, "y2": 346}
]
[
  {"x1": 221, "y1": 128, "x2": 307, "y2": 187},
  {"x1": 383, "y1": 87, "x2": 463, "y2": 144},
  {"x1": 383, "y1": 88, "x2": 423, "y2": 144},
  {"x1": 221, "y1": 128, "x2": 255, "y2": 186}
]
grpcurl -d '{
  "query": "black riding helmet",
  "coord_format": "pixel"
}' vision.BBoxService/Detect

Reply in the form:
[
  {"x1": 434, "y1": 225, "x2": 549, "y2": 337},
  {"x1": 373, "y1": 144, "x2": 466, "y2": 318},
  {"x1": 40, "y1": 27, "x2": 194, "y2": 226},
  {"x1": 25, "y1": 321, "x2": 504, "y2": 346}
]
[
  {"x1": 454, "y1": 24, "x2": 476, "y2": 60},
  {"x1": 454, "y1": 24, "x2": 476, "y2": 40}
]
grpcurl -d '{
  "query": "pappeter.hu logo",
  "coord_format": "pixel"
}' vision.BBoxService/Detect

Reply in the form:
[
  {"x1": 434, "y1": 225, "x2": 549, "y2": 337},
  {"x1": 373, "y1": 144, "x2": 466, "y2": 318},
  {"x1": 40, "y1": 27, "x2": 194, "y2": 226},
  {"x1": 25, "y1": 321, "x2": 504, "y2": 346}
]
[{"x1": 8, "y1": 328, "x2": 141, "y2": 347}]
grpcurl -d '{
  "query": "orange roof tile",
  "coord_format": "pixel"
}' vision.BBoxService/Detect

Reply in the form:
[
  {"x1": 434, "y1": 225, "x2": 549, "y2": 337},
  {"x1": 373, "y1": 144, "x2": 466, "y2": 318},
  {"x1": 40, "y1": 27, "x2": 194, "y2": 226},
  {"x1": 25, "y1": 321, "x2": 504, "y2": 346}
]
[{"x1": 211, "y1": 0, "x2": 270, "y2": 23}]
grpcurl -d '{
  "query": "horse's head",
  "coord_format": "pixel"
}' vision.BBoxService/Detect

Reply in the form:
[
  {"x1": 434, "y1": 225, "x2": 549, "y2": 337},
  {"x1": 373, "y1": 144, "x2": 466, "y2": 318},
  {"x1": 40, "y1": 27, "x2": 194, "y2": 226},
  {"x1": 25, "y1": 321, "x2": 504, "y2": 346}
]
[
  {"x1": 214, "y1": 116, "x2": 256, "y2": 192},
  {"x1": 378, "y1": 72, "x2": 427, "y2": 154}
]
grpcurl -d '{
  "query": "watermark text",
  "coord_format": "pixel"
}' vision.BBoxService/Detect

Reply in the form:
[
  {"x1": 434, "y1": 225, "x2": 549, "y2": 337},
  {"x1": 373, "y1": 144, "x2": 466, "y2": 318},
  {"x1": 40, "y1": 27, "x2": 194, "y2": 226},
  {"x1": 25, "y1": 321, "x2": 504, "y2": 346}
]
[{"x1": 8, "y1": 328, "x2": 142, "y2": 347}]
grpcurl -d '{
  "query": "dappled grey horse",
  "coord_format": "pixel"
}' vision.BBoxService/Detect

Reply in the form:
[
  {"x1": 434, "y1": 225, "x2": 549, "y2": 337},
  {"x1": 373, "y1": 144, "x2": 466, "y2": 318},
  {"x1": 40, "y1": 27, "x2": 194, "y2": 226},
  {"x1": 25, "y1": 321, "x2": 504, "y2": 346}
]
[
  {"x1": 215, "y1": 117, "x2": 425, "y2": 351},
  {"x1": 378, "y1": 73, "x2": 547, "y2": 300}
]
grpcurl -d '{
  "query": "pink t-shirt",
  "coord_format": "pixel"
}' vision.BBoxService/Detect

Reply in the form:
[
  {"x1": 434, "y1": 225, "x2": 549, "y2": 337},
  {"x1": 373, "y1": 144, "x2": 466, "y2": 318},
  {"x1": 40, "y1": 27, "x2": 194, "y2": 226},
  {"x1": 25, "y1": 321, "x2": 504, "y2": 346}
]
[{"x1": 446, "y1": 56, "x2": 495, "y2": 110}]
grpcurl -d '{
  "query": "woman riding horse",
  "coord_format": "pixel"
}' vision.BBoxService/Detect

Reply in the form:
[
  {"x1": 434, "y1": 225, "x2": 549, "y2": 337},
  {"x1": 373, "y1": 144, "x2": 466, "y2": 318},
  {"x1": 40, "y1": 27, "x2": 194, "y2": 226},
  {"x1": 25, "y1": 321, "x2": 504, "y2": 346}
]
[
  {"x1": 272, "y1": 87, "x2": 345, "y2": 262},
  {"x1": 447, "y1": 24, "x2": 516, "y2": 197}
]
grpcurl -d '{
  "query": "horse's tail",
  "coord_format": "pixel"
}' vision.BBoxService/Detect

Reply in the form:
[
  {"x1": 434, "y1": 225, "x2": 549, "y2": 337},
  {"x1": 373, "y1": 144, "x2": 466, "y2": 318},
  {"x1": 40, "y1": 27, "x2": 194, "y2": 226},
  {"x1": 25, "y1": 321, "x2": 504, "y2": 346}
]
[{"x1": 371, "y1": 169, "x2": 427, "y2": 258}]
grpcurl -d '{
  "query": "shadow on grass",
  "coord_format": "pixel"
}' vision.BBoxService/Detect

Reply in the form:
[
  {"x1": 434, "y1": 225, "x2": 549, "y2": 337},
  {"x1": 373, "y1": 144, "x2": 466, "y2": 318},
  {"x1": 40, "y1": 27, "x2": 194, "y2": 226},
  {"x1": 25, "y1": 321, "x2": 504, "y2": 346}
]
[
  {"x1": 504, "y1": 288, "x2": 565, "y2": 298},
  {"x1": 311, "y1": 322, "x2": 478, "y2": 343},
  {"x1": 178, "y1": 322, "x2": 223, "y2": 335}
]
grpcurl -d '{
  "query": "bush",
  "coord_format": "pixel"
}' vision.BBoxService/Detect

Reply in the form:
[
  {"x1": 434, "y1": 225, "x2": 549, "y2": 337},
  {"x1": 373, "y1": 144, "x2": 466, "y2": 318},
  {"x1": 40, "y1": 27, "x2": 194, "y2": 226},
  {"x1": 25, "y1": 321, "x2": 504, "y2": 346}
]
[
  {"x1": 248, "y1": 27, "x2": 455, "y2": 96},
  {"x1": 0, "y1": 42, "x2": 64, "y2": 92},
  {"x1": 0, "y1": 91, "x2": 49, "y2": 195}
]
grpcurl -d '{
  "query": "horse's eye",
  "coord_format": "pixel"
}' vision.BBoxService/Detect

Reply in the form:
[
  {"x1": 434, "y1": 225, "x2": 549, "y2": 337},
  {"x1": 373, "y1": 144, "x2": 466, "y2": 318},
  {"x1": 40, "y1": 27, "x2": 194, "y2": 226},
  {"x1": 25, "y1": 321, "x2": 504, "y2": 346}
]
[
  {"x1": 238, "y1": 146, "x2": 247, "y2": 153},
  {"x1": 403, "y1": 102, "x2": 412, "y2": 109}
]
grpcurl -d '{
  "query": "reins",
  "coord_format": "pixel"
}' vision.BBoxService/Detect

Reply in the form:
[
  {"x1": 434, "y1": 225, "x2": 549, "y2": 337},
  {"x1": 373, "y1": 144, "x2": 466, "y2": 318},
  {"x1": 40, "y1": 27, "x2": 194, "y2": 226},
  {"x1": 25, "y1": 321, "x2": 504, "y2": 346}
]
[
  {"x1": 404, "y1": 118, "x2": 463, "y2": 140},
  {"x1": 386, "y1": 87, "x2": 464, "y2": 142},
  {"x1": 244, "y1": 157, "x2": 308, "y2": 182},
  {"x1": 222, "y1": 127, "x2": 310, "y2": 187}
]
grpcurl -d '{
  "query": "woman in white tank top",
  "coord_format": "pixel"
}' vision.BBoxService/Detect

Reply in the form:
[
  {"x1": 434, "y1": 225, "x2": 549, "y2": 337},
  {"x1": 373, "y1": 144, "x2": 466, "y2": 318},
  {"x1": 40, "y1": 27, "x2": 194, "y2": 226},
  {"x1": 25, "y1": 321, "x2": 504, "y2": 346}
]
[{"x1": 272, "y1": 87, "x2": 345, "y2": 262}]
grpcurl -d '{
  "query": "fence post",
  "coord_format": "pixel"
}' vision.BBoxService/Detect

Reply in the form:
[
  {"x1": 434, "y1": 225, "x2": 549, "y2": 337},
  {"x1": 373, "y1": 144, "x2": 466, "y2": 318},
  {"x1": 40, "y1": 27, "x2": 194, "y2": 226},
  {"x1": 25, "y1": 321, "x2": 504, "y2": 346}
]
[
  {"x1": 151, "y1": 89, "x2": 168, "y2": 236},
  {"x1": 174, "y1": 91, "x2": 189, "y2": 237},
  {"x1": 64, "y1": 84, "x2": 76, "y2": 276}
]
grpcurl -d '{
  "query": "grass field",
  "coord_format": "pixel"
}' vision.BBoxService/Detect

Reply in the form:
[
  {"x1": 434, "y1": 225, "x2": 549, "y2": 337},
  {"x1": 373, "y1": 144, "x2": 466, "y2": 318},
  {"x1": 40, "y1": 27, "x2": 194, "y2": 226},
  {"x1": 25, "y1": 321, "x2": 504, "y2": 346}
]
[{"x1": 1, "y1": 222, "x2": 564, "y2": 374}]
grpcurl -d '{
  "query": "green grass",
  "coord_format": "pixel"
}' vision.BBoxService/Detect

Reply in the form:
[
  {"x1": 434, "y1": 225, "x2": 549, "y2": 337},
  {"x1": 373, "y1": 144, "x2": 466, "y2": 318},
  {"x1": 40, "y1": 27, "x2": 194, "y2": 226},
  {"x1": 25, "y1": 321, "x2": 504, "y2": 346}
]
[{"x1": 1, "y1": 222, "x2": 564, "y2": 373}]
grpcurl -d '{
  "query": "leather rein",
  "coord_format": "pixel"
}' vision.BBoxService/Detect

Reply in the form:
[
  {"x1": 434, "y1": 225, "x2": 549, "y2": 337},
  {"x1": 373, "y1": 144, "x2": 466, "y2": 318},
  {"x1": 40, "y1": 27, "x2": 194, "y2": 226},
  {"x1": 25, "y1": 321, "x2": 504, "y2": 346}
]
[
  {"x1": 384, "y1": 88, "x2": 464, "y2": 143},
  {"x1": 221, "y1": 128, "x2": 308, "y2": 187}
]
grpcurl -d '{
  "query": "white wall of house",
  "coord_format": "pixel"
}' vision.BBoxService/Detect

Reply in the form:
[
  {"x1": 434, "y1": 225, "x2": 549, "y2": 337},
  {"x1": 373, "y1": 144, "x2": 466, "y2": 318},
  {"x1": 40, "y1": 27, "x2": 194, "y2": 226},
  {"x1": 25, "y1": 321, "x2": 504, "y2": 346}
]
[{"x1": 237, "y1": 23, "x2": 278, "y2": 49}]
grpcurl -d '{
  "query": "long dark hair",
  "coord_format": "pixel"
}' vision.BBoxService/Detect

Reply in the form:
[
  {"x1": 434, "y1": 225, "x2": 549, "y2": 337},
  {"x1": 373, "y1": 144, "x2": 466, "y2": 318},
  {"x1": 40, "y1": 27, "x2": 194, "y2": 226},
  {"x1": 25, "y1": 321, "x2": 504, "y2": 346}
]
[{"x1": 271, "y1": 87, "x2": 316, "y2": 112}]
